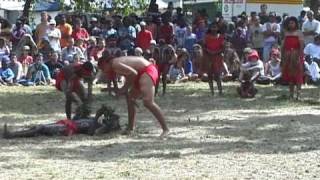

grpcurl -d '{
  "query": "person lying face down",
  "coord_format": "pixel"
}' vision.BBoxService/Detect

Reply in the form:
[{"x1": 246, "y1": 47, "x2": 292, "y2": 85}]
[{"x1": 3, "y1": 105, "x2": 121, "y2": 138}]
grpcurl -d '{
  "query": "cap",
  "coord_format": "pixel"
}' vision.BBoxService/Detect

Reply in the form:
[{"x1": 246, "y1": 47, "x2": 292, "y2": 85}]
[
  {"x1": 248, "y1": 50, "x2": 259, "y2": 61},
  {"x1": 140, "y1": 21, "x2": 146, "y2": 26},
  {"x1": 243, "y1": 47, "x2": 253, "y2": 54},
  {"x1": 23, "y1": 45, "x2": 30, "y2": 50},
  {"x1": 49, "y1": 19, "x2": 56, "y2": 25},
  {"x1": 91, "y1": 17, "x2": 98, "y2": 22}
]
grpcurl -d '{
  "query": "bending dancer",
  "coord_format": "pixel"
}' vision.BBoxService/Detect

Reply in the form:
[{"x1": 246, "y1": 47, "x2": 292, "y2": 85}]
[{"x1": 99, "y1": 54, "x2": 169, "y2": 138}]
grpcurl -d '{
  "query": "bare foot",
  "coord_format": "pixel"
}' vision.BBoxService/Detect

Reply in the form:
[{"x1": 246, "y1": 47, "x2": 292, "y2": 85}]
[{"x1": 159, "y1": 130, "x2": 169, "y2": 140}]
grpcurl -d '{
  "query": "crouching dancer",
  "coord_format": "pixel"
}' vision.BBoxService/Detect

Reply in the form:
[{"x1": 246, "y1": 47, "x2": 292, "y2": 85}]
[
  {"x1": 99, "y1": 54, "x2": 169, "y2": 138},
  {"x1": 55, "y1": 61, "x2": 95, "y2": 119},
  {"x1": 3, "y1": 105, "x2": 121, "y2": 138}
]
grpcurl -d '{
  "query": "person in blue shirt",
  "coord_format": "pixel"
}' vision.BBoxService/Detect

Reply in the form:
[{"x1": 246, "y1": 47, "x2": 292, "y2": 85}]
[
  {"x1": 0, "y1": 56, "x2": 14, "y2": 85},
  {"x1": 184, "y1": 26, "x2": 197, "y2": 55},
  {"x1": 26, "y1": 53, "x2": 52, "y2": 85}
]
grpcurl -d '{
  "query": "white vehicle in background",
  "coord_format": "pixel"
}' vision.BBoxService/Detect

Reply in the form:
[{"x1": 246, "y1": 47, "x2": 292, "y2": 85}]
[{"x1": 222, "y1": 0, "x2": 304, "y2": 20}]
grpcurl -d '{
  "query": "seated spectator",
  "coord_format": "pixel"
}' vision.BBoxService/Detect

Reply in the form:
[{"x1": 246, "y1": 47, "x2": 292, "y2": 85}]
[
  {"x1": 26, "y1": 53, "x2": 51, "y2": 85},
  {"x1": 223, "y1": 41, "x2": 240, "y2": 80},
  {"x1": 237, "y1": 50, "x2": 262, "y2": 98},
  {"x1": 45, "y1": 52, "x2": 63, "y2": 79},
  {"x1": 85, "y1": 36, "x2": 97, "y2": 60},
  {"x1": 265, "y1": 48, "x2": 282, "y2": 83},
  {"x1": 8, "y1": 53, "x2": 23, "y2": 83},
  {"x1": 0, "y1": 56, "x2": 14, "y2": 85},
  {"x1": 304, "y1": 55, "x2": 320, "y2": 84},
  {"x1": 177, "y1": 48, "x2": 194, "y2": 79},
  {"x1": 61, "y1": 37, "x2": 84, "y2": 65},
  {"x1": 168, "y1": 56, "x2": 188, "y2": 83},
  {"x1": 0, "y1": 37, "x2": 9, "y2": 60},
  {"x1": 18, "y1": 46, "x2": 33, "y2": 77},
  {"x1": 38, "y1": 37, "x2": 54, "y2": 62},
  {"x1": 304, "y1": 34, "x2": 320, "y2": 66},
  {"x1": 134, "y1": 47, "x2": 143, "y2": 57},
  {"x1": 75, "y1": 38, "x2": 86, "y2": 53},
  {"x1": 90, "y1": 38, "x2": 105, "y2": 61}
]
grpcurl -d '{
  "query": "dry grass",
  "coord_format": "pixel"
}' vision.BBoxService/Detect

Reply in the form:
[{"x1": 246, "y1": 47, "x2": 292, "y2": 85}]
[{"x1": 1, "y1": 82, "x2": 320, "y2": 179}]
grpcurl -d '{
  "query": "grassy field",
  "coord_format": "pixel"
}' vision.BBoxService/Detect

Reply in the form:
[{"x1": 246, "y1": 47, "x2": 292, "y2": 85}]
[{"x1": 1, "y1": 82, "x2": 320, "y2": 179}]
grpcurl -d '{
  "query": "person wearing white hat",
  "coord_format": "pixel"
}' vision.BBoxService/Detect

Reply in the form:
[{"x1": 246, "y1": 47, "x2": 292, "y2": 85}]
[{"x1": 46, "y1": 19, "x2": 61, "y2": 53}]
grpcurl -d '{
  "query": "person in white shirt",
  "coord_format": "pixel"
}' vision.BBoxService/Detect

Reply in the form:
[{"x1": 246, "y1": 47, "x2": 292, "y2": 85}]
[
  {"x1": 304, "y1": 34, "x2": 320, "y2": 62},
  {"x1": 305, "y1": 55, "x2": 320, "y2": 84},
  {"x1": 262, "y1": 12, "x2": 280, "y2": 62},
  {"x1": 302, "y1": 10, "x2": 320, "y2": 46},
  {"x1": 174, "y1": 19, "x2": 187, "y2": 48},
  {"x1": 47, "y1": 19, "x2": 61, "y2": 53}
]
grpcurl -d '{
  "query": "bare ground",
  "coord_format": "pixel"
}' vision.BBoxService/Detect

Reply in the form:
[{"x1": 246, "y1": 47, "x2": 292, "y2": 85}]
[{"x1": 0, "y1": 82, "x2": 320, "y2": 179}]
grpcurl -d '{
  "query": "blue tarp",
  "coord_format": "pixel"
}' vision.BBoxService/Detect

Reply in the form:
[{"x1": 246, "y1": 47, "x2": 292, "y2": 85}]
[{"x1": 34, "y1": 0, "x2": 60, "y2": 12}]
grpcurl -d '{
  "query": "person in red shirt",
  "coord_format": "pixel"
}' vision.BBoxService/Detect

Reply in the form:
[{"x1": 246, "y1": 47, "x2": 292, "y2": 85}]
[
  {"x1": 71, "y1": 18, "x2": 89, "y2": 47},
  {"x1": 136, "y1": 21, "x2": 153, "y2": 51},
  {"x1": 204, "y1": 22, "x2": 225, "y2": 95}
]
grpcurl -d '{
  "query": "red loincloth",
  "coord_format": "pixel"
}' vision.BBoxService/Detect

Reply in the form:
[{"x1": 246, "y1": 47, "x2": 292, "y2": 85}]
[
  {"x1": 134, "y1": 64, "x2": 159, "y2": 90},
  {"x1": 205, "y1": 34, "x2": 225, "y2": 75},
  {"x1": 56, "y1": 119, "x2": 78, "y2": 136},
  {"x1": 282, "y1": 35, "x2": 304, "y2": 85},
  {"x1": 55, "y1": 71, "x2": 81, "y2": 92}
]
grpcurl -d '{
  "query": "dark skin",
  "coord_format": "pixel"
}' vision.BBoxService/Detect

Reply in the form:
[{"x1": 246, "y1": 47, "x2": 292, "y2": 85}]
[
  {"x1": 60, "y1": 65, "x2": 95, "y2": 119},
  {"x1": 155, "y1": 44, "x2": 177, "y2": 95},
  {"x1": 100, "y1": 56, "x2": 169, "y2": 138},
  {"x1": 204, "y1": 25, "x2": 223, "y2": 95}
]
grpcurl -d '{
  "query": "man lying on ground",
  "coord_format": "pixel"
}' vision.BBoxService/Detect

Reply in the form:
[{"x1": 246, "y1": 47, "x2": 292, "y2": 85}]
[{"x1": 3, "y1": 105, "x2": 120, "y2": 139}]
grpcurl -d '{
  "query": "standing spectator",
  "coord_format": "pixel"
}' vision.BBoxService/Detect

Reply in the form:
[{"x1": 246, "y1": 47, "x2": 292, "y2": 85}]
[
  {"x1": 249, "y1": 14, "x2": 264, "y2": 58},
  {"x1": 258, "y1": 4, "x2": 269, "y2": 25},
  {"x1": 118, "y1": 16, "x2": 136, "y2": 54},
  {"x1": 57, "y1": 15, "x2": 72, "y2": 49},
  {"x1": 175, "y1": 18, "x2": 187, "y2": 48},
  {"x1": 262, "y1": 12, "x2": 280, "y2": 62},
  {"x1": 194, "y1": 19, "x2": 207, "y2": 43},
  {"x1": 298, "y1": 10, "x2": 307, "y2": 29},
  {"x1": 159, "y1": 17, "x2": 174, "y2": 44},
  {"x1": 231, "y1": 20, "x2": 249, "y2": 60},
  {"x1": 88, "y1": 17, "x2": 101, "y2": 36},
  {"x1": 71, "y1": 19, "x2": 89, "y2": 46},
  {"x1": 47, "y1": 19, "x2": 61, "y2": 53},
  {"x1": 35, "y1": 11, "x2": 49, "y2": 45},
  {"x1": 8, "y1": 53, "x2": 23, "y2": 83},
  {"x1": 136, "y1": 21, "x2": 153, "y2": 52},
  {"x1": 281, "y1": 16, "x2": 304, "y2": 100},
  {"x1": 100, "y1": 18, "x2": 117, "y2": 39},
  {"x1": 184, "y1": 26, "x2": 197, "y2": 55},
  {"x1": 145, "y1": 16, "x2": 158, "y2": 41},
  {"x1": 302, "y1": 10, "x2": 320, "y2": 46},
  {"x1": 11, "y1": 20, "x2": 26, "y2": 49},
  {"x1": 61, "y1": 37, "x2": 84, "y2": 64}
]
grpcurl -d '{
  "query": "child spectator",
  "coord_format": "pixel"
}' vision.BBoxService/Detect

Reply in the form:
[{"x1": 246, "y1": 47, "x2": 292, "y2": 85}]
[
  {"x1": 18, "y1": 46, "x2": 33, "y2": 77},
  {"x1": 8, "y1": 53, "x2": 23, "y2": 83},
  {"x1": 0, "y1": 56, "x2": 14, "y2": 85},
  {"x1": 45, "y1": 52, "x2": 63, "y2": 79}
]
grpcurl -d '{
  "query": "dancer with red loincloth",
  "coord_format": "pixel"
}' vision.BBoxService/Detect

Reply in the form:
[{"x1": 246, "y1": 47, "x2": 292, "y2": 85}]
[
  {"x1": 281, "y1": 16, "x2": 304, "y2": 100},
  {"x1": 204, "y1": 22, "x2": 225, "y2": 95}
]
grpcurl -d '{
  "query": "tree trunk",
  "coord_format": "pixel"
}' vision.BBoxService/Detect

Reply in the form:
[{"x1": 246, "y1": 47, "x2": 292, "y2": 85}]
[{"x1": 22, "y1": 0, "x2": 34, "y2": 19}]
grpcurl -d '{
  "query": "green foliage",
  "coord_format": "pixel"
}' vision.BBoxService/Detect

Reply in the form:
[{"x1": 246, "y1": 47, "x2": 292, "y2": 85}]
[{"x1": 112, "y1": 0, "x2": 149, "y2": 16}]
